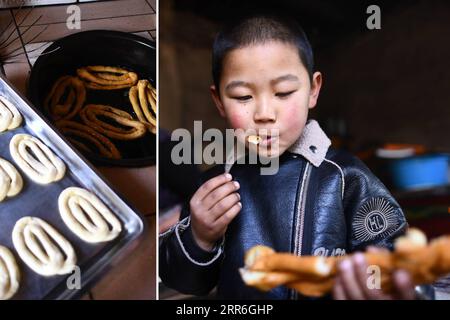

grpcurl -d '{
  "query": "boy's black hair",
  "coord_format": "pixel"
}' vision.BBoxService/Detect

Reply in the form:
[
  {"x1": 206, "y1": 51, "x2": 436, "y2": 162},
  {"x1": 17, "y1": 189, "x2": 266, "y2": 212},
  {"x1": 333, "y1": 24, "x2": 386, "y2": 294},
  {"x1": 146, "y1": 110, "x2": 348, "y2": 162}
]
[{"x1": 212, "y1": 14, "x2": 314, "y2": 91}]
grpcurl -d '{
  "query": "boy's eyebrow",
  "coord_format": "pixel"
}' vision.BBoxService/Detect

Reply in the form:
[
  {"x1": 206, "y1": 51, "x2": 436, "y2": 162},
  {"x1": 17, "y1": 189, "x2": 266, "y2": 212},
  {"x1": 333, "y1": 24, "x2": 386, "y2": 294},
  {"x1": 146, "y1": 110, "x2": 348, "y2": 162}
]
[
  {"x1": 225, "y1": 81, "x2": 251, "y2": 91},
  {"x1": 271, "y1": 74, "x2": 300, "y2": 85}
]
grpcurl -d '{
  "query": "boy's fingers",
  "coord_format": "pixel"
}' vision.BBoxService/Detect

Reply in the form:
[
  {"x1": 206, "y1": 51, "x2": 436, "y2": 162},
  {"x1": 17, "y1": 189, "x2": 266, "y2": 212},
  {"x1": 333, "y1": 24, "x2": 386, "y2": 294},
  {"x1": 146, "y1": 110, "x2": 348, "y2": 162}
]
[
  {"x1": 352, "y1": 253, "x2": 385, "y2": 299},
  {"x1": 214, "y1": 202, "x2": 242, "y2": 228},
  {"x1": 338, "y1": 259, "x2": 366, "y2": 300},
  {"x1": 332, "y1": 278, "x2": 347, "y2": 300},
  {"x1": 203, "y1": 180, "x2": 240, "y2": 210},
  {"x1": 366, "y1": 246, "x2": 388, "y2": 253},
  {"x1": 193, "y1": 173, "x2": 233, "y2": 202},
  {"x1": 210, "y1": 192, "x2": 241, "y2": 220},
  {"x1": 392, "y1": 270, "x2": 416, "y2": 300}
]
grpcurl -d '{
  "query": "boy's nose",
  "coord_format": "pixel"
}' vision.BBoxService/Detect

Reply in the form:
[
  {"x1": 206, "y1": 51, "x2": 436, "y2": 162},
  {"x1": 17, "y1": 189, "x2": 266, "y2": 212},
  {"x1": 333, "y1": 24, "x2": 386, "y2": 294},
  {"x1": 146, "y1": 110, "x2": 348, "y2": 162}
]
[{"x1": 254, "y1": 99, "x2": 276, "y2": 123}]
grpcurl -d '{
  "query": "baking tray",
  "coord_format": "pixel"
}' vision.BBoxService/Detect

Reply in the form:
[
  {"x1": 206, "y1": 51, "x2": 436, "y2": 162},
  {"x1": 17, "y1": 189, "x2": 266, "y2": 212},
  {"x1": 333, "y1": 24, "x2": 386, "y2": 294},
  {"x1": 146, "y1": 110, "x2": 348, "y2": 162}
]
[
  {"x1": 28, "y1": 30, "x2": 156, "y2": 167},
  {"x1": 0, "y1": 74, "x2": 145, "y2": 300}
]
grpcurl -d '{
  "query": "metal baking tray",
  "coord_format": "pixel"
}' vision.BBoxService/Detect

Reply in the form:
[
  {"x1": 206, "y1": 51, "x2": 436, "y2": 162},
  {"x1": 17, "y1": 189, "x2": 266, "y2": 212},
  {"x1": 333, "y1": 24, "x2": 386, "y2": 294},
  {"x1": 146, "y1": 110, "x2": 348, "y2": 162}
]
[{"x1": 0, "y1": 74, "x2": 145, "y2": 300}]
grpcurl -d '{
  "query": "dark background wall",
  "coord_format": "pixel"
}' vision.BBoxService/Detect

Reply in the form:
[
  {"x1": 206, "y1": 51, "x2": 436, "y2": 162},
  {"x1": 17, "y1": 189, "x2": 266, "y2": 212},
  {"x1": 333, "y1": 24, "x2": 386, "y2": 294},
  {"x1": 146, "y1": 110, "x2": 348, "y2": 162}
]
[{"x1": 160, "y1": 0, "x2": 450, "y2": 153}]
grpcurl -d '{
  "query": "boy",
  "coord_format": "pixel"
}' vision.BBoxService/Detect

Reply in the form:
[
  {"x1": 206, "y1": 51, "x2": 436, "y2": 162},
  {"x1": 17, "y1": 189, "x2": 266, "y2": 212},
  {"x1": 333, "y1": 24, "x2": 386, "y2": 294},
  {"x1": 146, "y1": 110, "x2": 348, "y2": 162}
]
[{"x1": 160, "y1": 15, "x2": 422, "y2": 299}]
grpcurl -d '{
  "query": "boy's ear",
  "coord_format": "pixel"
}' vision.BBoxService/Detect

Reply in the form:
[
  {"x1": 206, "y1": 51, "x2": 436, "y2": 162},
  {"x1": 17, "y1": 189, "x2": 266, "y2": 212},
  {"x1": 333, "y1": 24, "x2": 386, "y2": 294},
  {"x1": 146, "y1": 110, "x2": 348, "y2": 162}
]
[
  {"x1": 210, "y1": 85, "x2": 226, "y2": 117},
  {"x1": 308, "y1": 72, "x2": 322, "y2": 110}
]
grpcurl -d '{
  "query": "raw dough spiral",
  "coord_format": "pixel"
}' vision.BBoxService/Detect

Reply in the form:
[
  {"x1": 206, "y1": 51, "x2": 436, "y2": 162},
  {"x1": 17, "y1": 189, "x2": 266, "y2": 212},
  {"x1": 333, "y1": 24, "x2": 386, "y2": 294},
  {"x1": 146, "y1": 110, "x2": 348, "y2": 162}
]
[
  {"x1": 0, "y1": 246, "x2": 20, "y2": 300},
  {"x1": 0, "y1": 95, "x2": 22, "y2": 132},
  {"x1": 12, "y1": 217, "x2": 77, "y2": 276},
  {"x1": 58, "y1": 187, "x2": 122, "y2": 243},
  {"x1": 10, "y1": 134, "x2": 66, "y2": 184},
  {"x1": 0, "y1": 157, "x2": 23, "y2": 202}
]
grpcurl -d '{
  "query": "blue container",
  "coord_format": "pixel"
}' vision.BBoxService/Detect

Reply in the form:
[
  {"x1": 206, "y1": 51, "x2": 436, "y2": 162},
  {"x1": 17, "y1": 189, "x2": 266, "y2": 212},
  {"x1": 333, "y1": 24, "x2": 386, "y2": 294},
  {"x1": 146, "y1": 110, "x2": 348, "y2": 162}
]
[{"x1": 389, "y1": 154, "x2": 450, "y2": 190}]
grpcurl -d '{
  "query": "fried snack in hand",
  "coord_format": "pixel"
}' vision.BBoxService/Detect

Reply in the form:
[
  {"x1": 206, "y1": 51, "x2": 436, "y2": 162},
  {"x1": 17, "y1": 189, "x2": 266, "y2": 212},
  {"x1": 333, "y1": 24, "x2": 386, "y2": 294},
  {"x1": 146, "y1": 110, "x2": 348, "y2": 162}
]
[
  {"x1": 80, "y1": 104, "x2": 146, "y2": 140},
  {"x1": 77, "y1": 66, "x2": 138, "y2": 90},
  {"x1": 129, "y1": 79, "x2": 157, "y2": 134},
  {"x1": 44, "y1": 76, "x2": 86, "y2": 121},
  {"x1": 56, "y1": 120, "x2": 121, "y2": 159},
  {"x1": 240, "y1": 229, "x2": 450, "y2": 297}
]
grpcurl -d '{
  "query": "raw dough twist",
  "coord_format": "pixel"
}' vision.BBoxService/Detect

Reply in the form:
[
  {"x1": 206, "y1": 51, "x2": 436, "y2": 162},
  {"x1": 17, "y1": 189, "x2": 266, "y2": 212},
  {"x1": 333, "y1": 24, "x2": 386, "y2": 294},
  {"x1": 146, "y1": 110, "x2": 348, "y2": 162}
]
[
  {"x1": 0, "y1": 157, "x2": 23, "y2": 202},
  {"x1": 58, "y1": 187, "x2": 122, "y2": 243},
  {"x1": 0, "y1": 246, "x2": 20, "y2": 300},
  {"x1": 0, "y1": 95, "x2": 22, "y2": 132},
  {"x1": 12, "y1": 217, "x2": 77, "y2": 276},
  {"x1": 10, "y1": 134, "x2": 66, "y2": 184}
]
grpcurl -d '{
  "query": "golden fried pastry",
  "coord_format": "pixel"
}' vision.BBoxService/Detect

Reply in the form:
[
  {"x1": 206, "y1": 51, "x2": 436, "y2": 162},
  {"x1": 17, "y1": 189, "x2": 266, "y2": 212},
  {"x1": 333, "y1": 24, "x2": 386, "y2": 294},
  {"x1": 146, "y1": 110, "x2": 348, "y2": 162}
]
[
  {"x1": 12, "y1": 217, "x2": 76, "y2": 276},
  {"x1": 44, "y1": 76, "x2": 86, "y2": 121},
  {"x1": 56, "y1": 120, "x2": 121, "y2": 159},
  {"x1": 0, "y1": 95, "x2": 22, "y2": 132},
  {"x1": 129, "y1": 80, "x2": 157, "y2": 134},
  {"x1": 79, "y1": 104, "x2": 146, "y2": 140},
  {"x1": 0, "y1": 246, "x2": 20, "y2": 300},
  {"x1": 0, "y1": 157, "x2": 23, "y2": 202},
  {"x1": 58, "y1": 187, "x2": 122, "y2": 243},
  {"x1": 247, "y1": 135, "x2": 261, "y2": 145},
  {"x1": 10, "y1": 134, "x2": 66, "y2": 184},
  {"x1": 77, "y1": 66, "x2": 138, "y2": 90},
  {"x1": 240, "y1": 229, "x2": 450, "y2": 297}
]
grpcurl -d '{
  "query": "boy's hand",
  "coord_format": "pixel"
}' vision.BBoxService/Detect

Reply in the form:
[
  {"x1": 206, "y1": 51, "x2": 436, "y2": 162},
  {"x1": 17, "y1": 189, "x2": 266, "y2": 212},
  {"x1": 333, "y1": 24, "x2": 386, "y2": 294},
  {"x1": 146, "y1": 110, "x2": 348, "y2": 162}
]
[
  {"x1": 332, "y1": 247, "x2": 416, "y2": 300},
  {"x1": 190, "y1": 173, "x2": 241, "y2": 252}
]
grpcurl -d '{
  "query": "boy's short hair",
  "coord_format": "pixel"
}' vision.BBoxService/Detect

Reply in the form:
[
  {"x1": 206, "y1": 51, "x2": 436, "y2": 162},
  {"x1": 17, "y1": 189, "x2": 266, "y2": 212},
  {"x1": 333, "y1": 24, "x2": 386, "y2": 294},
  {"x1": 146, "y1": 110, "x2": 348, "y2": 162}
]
[{"x1": 212, "y1": 14, "x2": 314, "y2": 91}]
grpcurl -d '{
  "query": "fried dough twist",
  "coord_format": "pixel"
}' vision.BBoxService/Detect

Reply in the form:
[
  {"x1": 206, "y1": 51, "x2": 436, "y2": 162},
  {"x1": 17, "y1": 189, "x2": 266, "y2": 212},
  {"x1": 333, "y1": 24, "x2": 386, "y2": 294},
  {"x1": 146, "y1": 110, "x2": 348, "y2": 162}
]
[
  {"x1": 77, "y1": 66, "x2": 138, "y2": 90},
  {"x1": 240, "y1": 229, "x2": 450, "y2": 297}
]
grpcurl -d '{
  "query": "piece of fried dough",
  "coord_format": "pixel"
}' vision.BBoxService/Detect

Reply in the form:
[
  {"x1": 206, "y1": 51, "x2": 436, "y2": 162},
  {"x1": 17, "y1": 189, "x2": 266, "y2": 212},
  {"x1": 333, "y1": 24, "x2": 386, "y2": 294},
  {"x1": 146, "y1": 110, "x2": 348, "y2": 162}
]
[
  {"x1": 0, "y1": 95, "x2": 22, "y2": 132},
  {"x1": 240, "y1": 229, "x2": 450, "y2": 297},
  {"x1": 0, "y1": 246, "x2": 20, "y2": 300},
  {"x1": 79, "y1": 104, "x2": 146, "y2": 140},
  {"x1": 129, "y1": 80, "x2": 157, "y2": 134},
  {"x1": 77, "y1": 66, "x2": 138, "y2": 90},
  {"x1": 247, "y1": 135, "x2": 262, "y2": 145},
  {"x1": 58, "y1": 187, "x2": 122, "y2": 243},
  {"x1": 56, "y1": 120, "x2": 121, "y2": 159},
  {"x1": 10, "y1": 134, "x2": 66, "y2": 184},
  {"x1": 44, "y1": 76, "x2": 86, "y2": 121}
]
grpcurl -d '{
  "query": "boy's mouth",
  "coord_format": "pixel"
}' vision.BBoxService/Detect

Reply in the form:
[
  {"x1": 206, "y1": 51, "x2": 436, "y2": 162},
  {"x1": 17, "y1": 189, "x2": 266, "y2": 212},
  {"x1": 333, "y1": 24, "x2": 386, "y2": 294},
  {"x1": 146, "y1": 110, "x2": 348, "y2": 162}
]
[{"x1": 247, "y1": 134, "x2": 277, "y2": 147}]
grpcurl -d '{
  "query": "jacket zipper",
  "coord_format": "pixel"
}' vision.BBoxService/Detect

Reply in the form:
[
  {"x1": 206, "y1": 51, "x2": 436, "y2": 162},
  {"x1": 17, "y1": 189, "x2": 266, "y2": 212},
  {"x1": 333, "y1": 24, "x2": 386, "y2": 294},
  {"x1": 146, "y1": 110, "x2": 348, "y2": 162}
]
[{"x1": 290, "y1": 162, "x2": 311, "y2": 300}]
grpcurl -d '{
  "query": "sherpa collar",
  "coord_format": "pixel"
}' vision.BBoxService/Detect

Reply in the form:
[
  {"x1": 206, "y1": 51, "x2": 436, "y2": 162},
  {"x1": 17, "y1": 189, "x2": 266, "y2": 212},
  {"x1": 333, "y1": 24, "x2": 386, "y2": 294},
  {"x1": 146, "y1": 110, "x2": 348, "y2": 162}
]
[{"x1": 287, "y1": 119, "x2": 331, "y2": 167}]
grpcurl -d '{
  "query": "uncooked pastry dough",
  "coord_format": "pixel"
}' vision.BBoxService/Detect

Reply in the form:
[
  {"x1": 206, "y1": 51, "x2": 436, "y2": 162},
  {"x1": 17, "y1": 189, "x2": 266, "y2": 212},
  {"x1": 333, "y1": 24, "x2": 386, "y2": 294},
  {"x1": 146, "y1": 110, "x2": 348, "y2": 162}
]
[
  {"x1": 58, "y1": 187, "x2": 122, "y2": 243},
  {"x1": 0, "y1": 245, "x2": 20, "y2": 300},
  {"x1": 12, "y1": 217, "x2": 76, "y2": 276},
  {"x1": 0, "y1": 157, "x2": 23, "y2": 202},
  {"x1": 0, "y1": 95, "x2": 22, "y2": 132},
  {"x1": 10, "y1": 134, "x2": 66, "y2": 184}
]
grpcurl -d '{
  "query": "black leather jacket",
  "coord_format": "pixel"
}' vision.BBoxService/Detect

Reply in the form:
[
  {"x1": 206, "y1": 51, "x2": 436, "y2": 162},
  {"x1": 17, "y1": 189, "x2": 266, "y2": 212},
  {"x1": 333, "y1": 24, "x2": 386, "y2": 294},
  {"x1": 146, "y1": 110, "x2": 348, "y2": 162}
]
[{"x1": 160, "y1": 120, "x2": 413, "y2": 299}]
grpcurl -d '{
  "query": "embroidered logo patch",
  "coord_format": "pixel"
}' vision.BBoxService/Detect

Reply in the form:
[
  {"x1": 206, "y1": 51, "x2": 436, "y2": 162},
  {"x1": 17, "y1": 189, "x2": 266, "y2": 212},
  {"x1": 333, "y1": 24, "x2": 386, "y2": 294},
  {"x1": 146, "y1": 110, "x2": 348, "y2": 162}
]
[{"x1": 353, "y1": 197, "x2": 399, "y2": 242}]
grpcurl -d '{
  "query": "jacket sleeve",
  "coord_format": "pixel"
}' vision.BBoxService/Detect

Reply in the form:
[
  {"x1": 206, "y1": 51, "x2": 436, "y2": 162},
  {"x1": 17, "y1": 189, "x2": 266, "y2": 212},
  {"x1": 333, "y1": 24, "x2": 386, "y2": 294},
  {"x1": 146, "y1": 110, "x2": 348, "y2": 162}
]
[
  {"x1": 159, "y1": 202, "x2": 224, "y2": 296},
  {"x1": 338, "y1": 153, "x2": 408, "y2": 252}
]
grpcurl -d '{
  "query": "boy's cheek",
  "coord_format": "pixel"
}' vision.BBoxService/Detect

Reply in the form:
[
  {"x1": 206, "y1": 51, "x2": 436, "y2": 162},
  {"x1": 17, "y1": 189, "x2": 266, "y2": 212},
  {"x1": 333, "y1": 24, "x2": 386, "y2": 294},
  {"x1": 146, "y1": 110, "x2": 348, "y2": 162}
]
[
  {"x1": 226, "y1": 111, "x2": 251, "y2": 130},
  {"x1": 279, "y1": 105, "x2": 307, "y2": 131}
]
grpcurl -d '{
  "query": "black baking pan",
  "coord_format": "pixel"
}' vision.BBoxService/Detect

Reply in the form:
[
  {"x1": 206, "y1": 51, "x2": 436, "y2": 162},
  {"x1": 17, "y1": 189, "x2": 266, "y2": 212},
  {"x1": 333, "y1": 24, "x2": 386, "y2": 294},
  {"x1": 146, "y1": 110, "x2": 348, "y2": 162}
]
[{"x1": 28, "y1": 30, "x2": 156, "y2": 167}]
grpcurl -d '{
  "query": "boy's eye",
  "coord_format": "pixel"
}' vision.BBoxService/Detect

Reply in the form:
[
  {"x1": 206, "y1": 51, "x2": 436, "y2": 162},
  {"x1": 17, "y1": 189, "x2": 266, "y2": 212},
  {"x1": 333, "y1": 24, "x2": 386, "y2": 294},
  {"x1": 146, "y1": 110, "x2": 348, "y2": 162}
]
[
  {"x1": 276, "y1": 90, "x2": 296, "y2": 98},
  {"x1": 233, "y1": 95, "x2": 252, "y2": 101}
]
